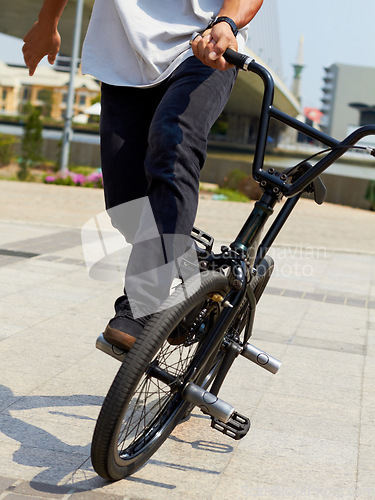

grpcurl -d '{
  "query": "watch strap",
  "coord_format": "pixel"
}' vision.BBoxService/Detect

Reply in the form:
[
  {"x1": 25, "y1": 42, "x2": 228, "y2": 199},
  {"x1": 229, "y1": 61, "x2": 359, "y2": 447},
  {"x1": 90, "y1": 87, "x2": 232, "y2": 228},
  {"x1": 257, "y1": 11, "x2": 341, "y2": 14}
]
[{"x1": 208, "y1": 16, "x2": 239, "y2": 37}]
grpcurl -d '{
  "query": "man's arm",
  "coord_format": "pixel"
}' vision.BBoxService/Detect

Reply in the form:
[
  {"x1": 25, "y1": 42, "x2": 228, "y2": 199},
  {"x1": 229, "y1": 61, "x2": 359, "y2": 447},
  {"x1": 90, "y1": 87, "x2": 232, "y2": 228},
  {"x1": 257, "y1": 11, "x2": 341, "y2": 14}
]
[
  {"x1": 22, "y1": 0, "x2": 69, "y2": 76},
  {"x1": 191, "y1": 0, "x2": 264, "y2": 71}
]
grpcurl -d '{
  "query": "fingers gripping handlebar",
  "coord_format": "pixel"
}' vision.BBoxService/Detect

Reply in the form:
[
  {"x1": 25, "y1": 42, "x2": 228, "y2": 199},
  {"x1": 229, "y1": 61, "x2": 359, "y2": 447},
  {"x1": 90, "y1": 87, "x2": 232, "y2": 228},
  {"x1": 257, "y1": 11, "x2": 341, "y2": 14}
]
[{"x1": 189, "y1": 32, "x2": 253, "y2": 70}]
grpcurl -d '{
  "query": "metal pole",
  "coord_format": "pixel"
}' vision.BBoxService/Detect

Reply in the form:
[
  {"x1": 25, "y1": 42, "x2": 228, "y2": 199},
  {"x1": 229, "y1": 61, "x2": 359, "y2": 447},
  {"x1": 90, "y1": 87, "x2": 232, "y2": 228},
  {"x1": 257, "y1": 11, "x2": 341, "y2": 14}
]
[{"x1": 59, "y1": 0, "x2": 84, "y2": 172}]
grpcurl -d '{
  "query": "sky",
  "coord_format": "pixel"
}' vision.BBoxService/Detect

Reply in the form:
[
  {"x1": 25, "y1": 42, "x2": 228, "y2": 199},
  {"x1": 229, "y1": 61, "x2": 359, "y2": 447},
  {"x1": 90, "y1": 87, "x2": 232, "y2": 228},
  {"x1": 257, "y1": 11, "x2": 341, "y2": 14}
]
[
  {"x1": 0, "y1": 0, "x2": 374, "y2": 109},
  {"x1": 277, "y1": 0, "x2": 375, "y2": 108}
]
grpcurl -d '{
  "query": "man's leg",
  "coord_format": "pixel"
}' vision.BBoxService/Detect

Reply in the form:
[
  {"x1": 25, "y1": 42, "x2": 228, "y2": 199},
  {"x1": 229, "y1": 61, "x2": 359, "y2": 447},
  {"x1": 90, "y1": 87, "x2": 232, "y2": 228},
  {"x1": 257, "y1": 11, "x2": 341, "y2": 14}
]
[
  {"x1": 124, "y1": 57, "x2": 238, "y2": 315},
  {"x1": 100, "y1": 58, "x2": 238, "y2": 350},
  {"x1": 99, "y1": 82, "x2": 166, "y2": 349}
]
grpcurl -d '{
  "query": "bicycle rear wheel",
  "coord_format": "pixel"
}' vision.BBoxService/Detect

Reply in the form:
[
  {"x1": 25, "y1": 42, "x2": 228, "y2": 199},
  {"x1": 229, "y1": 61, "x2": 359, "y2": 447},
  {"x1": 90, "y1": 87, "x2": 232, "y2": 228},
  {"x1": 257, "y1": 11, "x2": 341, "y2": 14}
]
[{"x1": 91, "y1": 271, "x2": 230, "y2": 480}]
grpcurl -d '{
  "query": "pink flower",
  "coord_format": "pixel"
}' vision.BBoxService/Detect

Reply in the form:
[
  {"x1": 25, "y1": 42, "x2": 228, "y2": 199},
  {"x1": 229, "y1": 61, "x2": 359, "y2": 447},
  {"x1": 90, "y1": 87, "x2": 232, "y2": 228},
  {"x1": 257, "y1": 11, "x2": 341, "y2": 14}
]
[
  {"x1": 44, "y1": 175, "x2": 56, "y2": 183},
  {"x1": 69, "y1": 172, "x2": 86, "y2": 185},
  {"x1": 86, "y1": 171, "x2": 102, "y2": 183}
]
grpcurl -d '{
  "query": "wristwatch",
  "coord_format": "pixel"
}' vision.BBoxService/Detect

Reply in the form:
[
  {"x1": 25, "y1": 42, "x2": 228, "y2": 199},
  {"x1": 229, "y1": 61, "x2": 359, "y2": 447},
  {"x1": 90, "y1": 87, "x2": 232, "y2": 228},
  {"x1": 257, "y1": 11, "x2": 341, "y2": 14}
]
[{"x1": 207, "y1": 16, "x2": 239, "y2": 37}]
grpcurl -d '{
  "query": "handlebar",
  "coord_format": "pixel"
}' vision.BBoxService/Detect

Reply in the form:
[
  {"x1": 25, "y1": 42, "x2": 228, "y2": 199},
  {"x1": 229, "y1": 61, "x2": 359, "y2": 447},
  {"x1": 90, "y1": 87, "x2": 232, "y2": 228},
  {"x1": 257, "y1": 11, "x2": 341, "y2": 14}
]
[
  {"x1": 223, "y1": 48, "x2": 253, "y2": 70},
  {"x1": 222, "y1": 48, "x2": 375, "y2": 198},
  {"x1": 189, "y1": 31, "x2": 375, "y2": 196}
]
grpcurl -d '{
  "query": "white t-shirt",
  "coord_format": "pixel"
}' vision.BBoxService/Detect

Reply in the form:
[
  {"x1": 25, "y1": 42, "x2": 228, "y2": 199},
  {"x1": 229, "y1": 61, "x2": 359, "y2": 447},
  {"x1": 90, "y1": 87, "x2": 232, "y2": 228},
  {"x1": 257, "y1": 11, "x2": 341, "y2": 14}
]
[{"x1": 81, "y1": 0, "x2": 248, "y2": 87}]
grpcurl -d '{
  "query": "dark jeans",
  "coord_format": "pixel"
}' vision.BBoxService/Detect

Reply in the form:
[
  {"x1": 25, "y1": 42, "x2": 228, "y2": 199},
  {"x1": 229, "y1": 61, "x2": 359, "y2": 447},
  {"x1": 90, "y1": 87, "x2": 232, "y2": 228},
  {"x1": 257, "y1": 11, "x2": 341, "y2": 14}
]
[{"x1": 100, "y1": 56, "x2": 238, "y2": 314}]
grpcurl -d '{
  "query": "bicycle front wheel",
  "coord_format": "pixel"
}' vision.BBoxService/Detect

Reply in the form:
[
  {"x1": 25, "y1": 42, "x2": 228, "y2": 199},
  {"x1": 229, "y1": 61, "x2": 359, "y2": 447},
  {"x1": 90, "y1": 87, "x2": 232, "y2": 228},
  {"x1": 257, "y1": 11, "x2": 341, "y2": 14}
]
[
  {"x1": 91, "y1": 270, "x2": 230, "y2": 481},
  {"x1": 225, "y1": 255, "x2": 274, "y2": 343}
]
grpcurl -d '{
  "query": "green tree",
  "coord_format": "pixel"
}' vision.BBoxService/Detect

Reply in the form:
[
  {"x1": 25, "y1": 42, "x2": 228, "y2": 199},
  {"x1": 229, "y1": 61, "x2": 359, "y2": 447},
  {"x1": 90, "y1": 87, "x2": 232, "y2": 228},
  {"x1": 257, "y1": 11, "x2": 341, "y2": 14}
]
[
  {"x1": 18, "y1": 103, "x2": 43, "y2": 181},
  {"x1": 37, "y1": 88, "x2": 53, "y2": 118}
]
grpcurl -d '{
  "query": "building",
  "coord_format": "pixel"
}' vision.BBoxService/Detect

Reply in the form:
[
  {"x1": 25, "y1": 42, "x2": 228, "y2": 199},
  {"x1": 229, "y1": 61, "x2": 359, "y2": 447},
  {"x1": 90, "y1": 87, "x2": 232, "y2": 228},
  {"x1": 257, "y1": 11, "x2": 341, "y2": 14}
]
[
  {"x1": 321, "y1": 63, "x2": 375, "y2": 144},
  {"x1": 0, "y1": 61, "x2": 100, "y2": 121}
]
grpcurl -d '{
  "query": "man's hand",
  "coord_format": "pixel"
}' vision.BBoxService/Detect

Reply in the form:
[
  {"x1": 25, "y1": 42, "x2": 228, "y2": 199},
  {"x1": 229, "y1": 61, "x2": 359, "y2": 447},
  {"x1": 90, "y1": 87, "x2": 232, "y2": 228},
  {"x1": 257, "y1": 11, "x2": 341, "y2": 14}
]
[
  {"x1": 191, "y1": 22, "x2": 238, "y2": 71},
  {"x1": 22, "y1": 21, "x2": 61, "y2": 76}
]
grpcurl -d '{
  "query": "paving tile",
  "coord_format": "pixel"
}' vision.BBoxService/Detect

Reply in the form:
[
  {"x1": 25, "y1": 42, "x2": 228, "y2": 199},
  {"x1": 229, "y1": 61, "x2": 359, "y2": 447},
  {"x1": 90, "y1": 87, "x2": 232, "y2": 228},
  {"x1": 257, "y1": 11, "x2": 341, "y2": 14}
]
[
  {"x1": 213, "y1": 477, "x2": 357, "y2": 499},
  {"x1": 356, "y1": 469, "x2": 375, "y2": 498},
  {"x1": 3, "y1": 231, "x2": 81, "y2": 255},
  {"x1": 325, "y1": 294, "x2": 347, "y2": 305},
  {"x1": 0, "y1": 256, "x2": 25, "y2": 268},
  {"x1": 266, "y1": 375, "x2": 362, "y2": 406},
  {"x1": 213, "y1": 450, "x2": 357, "y2": 499},
  {"x1": 281, "y1": 289, "x2": 304, "y2": 299},
  {"x1": 358, "y1": 444, "x2": 375, "y2": 470},
  {"x1": 360, "y1": 424, "x2": 375, "y2": 447},
  {"x1": 0, "y1": 440, "x2": 90, "y2": 486},
  {"x1": 11, "y1": 481, "x2": 72, "y2": 498},
  {"x1": 240, "y1": 428, "x2": 359, "y2": 469},
  {"x1": 259, "y1": 392, "x2": 361, "y2": 423},
  {"x1": 0, "y1": 477, "x2": 18, "y2": 492},
  {"x1": 3, "y1": 493, "x2": 47, "y2": 499},
  {"x1": 304, "y1": 292, "x2": 326, "y2": 301},
  {"x1": 251, "y1": 409, "x2": 360, "y2": 444},
  {"x1": 347, "y1": 298, "x2": 369, "y2": 308},
  {"x1": 67, "y1": 491, "x2": 124, "y2": 499}
]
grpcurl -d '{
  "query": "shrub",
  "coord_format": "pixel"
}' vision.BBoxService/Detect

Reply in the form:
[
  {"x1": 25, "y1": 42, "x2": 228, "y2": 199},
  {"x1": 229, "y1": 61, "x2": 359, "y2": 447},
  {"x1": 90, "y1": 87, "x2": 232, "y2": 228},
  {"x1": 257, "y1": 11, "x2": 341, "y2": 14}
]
[
  {"x1": 0, "y1": 134, "x2": 18, "y2": 166},
  {"x1": 70, "y1": 165, "x2": 97, "y2": 176},
  {"x1": 220, "y1": 168, "x2": 248, "y2": 191},
  {"x1": 18, "y1": 104, "x2": 44, "y2": 180},
  {"x1": 220, "y1": 168, "x2": 263, "y2": 201},
  {"x1": 366, "y1": 180, "x2": 375, "y2": 210}
]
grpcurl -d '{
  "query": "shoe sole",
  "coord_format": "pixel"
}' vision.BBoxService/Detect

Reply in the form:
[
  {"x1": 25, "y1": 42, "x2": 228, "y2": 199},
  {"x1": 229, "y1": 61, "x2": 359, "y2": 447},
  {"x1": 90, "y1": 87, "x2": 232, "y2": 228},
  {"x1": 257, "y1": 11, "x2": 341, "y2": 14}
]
[{"x1": 103, "y1": 324, "x2": 136, "y2": 351}]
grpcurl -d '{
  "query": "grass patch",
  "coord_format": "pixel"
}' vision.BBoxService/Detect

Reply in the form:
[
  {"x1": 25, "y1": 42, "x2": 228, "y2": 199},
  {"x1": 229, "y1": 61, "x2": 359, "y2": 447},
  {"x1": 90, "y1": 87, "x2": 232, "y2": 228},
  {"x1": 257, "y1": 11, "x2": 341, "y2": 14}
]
[
  {"x1": 200, "y1": 183, "x2": 250, "y2": 202},
  {"x1": 0, "y1": 175, "x2": 18, "y2": 181},
  {"x1": 214, "y1": 187, "x2": 250, "y2": 202}
]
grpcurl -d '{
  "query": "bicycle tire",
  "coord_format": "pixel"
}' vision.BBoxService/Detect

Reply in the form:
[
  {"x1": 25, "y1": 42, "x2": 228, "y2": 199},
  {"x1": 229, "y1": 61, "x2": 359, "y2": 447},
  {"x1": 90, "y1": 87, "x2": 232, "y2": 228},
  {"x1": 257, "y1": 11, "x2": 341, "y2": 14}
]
[
  {"x1": 226, "y1": 255, "x2": 274, "y2": 343},
  {"x1": 252, "y1": 255, "x2": 274, "y2": 303},
  {"x1": 91, "y1": 270, "x2": 230, "y2": 481}
]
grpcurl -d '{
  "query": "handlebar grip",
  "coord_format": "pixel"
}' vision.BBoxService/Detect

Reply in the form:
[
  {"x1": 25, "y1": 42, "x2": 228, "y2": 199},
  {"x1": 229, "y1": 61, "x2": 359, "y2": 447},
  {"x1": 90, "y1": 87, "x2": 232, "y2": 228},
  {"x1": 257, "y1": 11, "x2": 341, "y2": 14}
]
[{"x1": 223, "y1": 49, "x2": 253, "y2": 70}]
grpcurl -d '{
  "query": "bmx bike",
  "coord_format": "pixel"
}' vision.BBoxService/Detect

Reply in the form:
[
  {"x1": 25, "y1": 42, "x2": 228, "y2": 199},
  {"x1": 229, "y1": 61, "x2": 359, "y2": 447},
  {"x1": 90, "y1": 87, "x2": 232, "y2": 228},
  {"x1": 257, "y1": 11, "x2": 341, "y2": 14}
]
[{"x1": 91, "y1": 49, "x2": 375, "y2": 481}]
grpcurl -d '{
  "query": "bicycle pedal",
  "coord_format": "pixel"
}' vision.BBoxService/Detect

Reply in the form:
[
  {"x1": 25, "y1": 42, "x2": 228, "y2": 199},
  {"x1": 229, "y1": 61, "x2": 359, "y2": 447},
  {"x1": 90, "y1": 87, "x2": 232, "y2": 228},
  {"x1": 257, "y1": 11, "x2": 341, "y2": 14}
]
[
  {"x1": 191, "y1": 226, "x2": 214, "y2": 256},
  {"x1": 211, "y1": 411, "x2": 251, "y2": 440}
]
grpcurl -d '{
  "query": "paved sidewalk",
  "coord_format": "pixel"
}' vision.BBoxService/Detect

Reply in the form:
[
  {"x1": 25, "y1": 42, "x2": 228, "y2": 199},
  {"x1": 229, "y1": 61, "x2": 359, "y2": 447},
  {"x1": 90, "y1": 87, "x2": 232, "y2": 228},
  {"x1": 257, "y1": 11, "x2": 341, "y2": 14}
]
[{"x1": 0, "y1": 180, "x2": 374, "y2": 499}]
